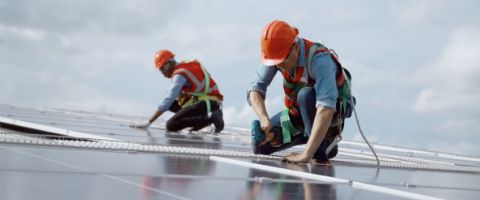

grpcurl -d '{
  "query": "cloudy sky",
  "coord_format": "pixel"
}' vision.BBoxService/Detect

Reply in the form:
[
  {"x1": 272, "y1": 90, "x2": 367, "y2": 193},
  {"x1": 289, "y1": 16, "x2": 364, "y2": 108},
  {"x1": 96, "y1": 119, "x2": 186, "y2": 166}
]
[{"x1": 1, "y1": 0, "x2": 479, "y2": 156}]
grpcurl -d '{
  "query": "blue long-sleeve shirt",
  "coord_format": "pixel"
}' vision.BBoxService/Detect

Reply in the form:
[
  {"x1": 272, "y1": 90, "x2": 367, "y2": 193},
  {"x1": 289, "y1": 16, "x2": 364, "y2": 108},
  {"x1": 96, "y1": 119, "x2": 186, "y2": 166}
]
[
  {"x1": 157, "y1": 74, "x2": 189, "y2": 112},
  {"x1": 248, "y1": 38, "x2": 338, "y2": 111}
]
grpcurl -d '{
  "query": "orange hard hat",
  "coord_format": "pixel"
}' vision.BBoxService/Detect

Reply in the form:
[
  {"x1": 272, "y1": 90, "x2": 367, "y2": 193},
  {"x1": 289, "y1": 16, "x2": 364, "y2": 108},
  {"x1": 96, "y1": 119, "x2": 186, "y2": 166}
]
[
  {"x1": 260, "y1": 20, "x2": 298, "y2": 66},
  {"x1": 154, "y1": 50, "x2": 175, "y2": 69}
]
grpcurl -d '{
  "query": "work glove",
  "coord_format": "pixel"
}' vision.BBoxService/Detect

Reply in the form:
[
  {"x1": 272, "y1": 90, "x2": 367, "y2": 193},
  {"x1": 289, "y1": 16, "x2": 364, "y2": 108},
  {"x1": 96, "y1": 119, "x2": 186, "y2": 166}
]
[{"x1": 130, "y1": 121, "x2": 151, "y2": 129}]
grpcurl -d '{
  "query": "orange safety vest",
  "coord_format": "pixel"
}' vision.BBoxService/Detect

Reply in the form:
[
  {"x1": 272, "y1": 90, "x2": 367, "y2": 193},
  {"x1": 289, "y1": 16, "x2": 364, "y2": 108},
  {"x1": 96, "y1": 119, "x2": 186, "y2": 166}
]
[
  {"x1": 172, "y1": 60, "x2": 223, "y2": 107},
  {"x1": 279, "y1": 39, "x2": 345, "y2": 116}
]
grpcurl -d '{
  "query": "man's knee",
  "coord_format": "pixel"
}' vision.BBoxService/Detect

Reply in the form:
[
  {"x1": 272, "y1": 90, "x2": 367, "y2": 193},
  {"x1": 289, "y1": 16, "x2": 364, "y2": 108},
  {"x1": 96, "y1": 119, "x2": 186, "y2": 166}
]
[
  {"x1": 297, "y1": 87, "x2": 315, "y2": 104},
  {"x1": 165, "y1": 119, "x2": 179, "y2": 132}
]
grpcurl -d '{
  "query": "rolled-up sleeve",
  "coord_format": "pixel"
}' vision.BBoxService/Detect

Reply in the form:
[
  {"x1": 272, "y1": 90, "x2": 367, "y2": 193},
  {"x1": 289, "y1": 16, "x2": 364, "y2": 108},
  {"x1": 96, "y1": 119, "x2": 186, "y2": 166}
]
[
  {"x1": 247, "y1": 65, "x2": 277, "y2": 105},
  {"x1": 310, "y1": 52, "x2": 338, "y2": 111},
  {"x1": 157, "y1": 75, "x2": 187, "y2": 112}
]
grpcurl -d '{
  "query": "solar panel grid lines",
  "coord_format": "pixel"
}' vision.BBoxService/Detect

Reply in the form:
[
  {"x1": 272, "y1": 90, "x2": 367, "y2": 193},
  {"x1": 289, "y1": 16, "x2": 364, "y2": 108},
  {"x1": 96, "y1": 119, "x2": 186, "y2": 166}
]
[
  {"x1": 2, "y1": 133, "x2": 480, "y2": 174},
  {"x1": 1, "y1": 104, "x2": 480, "y2": 200},
  {"x1": 339, "y1": 148, "x2": 458, "y2": 166},
  {"x1": 341, "y1": 140, "x2": 480, "y2": 163},
  {"x1": 0, "y1": 145, "x2": 191, "y2": 200},
  {"x1": 210, "y1": 156, "x2": 445, "y2": 200},
  {"x1": 3, "y1": 105, "x2": 247, "y2": 136},
  {"x1": 0, "y1": 116, "x2": 117, "y2": 141},
  {"x1": 0, "y1": 130, "x2": 476, "y2": 165},
  {"x1": 4, "y1": 165, "x2": 477, "y2": 192},
  {"x1": 0, "y1": 133, "x2": 278, "y2": 158}
]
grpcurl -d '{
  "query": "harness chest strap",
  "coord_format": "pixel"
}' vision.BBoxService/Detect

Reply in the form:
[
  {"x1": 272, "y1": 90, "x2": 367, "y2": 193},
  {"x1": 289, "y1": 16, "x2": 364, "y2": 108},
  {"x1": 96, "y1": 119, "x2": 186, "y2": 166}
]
[
  {"x1": 307, "y1": 43, "x2": 351, "y2": 111},
  {"x1": 190, "y1": 63, "x2": 212, "y2": 115},
  {"x1": 282, "y1": 43, "x2": 351, "y2": 143},
  {"x1": 174, "y1": 61, "x2": 221, "y2": 114},
  {"x1": 278, "y1": 42, "x2": 353, "y2": 146}
]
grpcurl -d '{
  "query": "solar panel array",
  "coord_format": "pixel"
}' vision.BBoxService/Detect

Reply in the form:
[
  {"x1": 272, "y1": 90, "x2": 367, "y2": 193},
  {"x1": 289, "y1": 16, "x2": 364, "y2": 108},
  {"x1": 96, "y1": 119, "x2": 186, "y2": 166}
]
[{"x1": 1, "y1": 104, "x2": 479, "y2": 200}]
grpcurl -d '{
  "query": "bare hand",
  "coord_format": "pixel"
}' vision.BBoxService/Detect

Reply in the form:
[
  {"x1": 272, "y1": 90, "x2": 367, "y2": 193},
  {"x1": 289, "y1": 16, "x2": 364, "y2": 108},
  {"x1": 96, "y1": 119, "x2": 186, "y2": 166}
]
[
  {"x1": 259, "y1": 118, "x2": 274, "y2": 144},
  {"x1": 282, "y1": 152, "x2": 311, "y2": 163},
  {"x1": 130, "y1": 121, "x2": 151, "y2": 129},
  {"x1": 260, "y1": 118, "x2": 272, "y2": 136}
]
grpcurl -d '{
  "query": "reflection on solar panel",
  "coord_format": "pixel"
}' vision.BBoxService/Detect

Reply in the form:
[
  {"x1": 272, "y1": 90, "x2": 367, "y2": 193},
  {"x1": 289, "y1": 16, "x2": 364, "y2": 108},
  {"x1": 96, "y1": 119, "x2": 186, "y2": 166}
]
[{"x1": 1, "y1": 104, "x2": 479, "y2": 200}]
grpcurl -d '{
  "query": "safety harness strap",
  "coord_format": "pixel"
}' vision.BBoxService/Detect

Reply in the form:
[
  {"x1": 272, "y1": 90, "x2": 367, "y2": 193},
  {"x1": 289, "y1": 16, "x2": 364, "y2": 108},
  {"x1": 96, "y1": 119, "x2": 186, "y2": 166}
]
[
  {"x1": 189, "y1": 63, "x2": 212, "y2": 115},
  {"x1": 280, "y1": 109, "x2": 302, "y2": 144},
  {"x1": 306, "y1": 43, "x2": 353, "y2": 152}
]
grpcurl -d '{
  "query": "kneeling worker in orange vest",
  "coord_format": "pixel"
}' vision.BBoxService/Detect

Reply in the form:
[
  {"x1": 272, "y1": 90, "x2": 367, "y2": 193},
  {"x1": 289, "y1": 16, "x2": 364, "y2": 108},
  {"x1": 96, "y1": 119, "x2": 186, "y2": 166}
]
[
  {"x1": 131, "y1": 50, "x2": 224, "y2": 133},
  {"x1": 248, "y1": 20, "x2": 355, "y2": 164}
]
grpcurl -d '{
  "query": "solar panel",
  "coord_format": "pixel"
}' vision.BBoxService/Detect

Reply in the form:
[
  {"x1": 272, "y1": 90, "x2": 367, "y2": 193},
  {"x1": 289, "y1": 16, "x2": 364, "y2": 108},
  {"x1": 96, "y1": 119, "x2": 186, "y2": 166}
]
[{"x1": 1, "y1": 104, "x2": 479, "y2": 200}]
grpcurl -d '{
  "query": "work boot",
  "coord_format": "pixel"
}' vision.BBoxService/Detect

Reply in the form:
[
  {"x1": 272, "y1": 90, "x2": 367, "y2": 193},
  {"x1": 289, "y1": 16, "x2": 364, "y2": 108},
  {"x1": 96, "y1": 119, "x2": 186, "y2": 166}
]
[
  {"x1": 327, "y1": 144, "x2": 338, "y2": 159},
  {"x1": 312, "y1": 135, "x2": 339, "y2": 162},
  {"x1": 210, "y1": 109, "x2": 224, "y2": 133}
]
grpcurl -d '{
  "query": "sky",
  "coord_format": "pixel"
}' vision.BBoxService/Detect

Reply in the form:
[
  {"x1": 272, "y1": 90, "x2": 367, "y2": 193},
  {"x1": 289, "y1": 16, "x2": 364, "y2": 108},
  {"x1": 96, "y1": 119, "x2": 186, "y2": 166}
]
[{"x1": 1, "y1": 0, "x2": 479, "y2": 156}]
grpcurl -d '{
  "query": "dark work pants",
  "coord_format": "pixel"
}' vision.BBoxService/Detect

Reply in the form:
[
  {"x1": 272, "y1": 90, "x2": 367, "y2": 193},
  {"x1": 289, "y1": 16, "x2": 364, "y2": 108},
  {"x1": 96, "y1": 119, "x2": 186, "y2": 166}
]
[{"x1": 166, "y1": 100, "x2": 220, "y2": 132}]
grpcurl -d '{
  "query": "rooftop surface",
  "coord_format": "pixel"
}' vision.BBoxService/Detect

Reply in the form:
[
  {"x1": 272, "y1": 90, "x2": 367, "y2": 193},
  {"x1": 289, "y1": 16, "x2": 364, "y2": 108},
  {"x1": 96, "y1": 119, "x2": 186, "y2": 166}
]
[{"x1": 1, "y1": 104, "x2": 479, "y2": 200}]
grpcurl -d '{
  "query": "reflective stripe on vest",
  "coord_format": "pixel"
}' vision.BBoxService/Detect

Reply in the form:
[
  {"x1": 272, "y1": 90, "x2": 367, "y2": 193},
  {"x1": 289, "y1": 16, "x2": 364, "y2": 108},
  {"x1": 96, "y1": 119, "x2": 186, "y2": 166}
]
[
  {"x1": 173, "y1": 68, "x2": 205, "y2": 93},
  {"x1": 172, "y1": 60, "x2": 223, "y2": 112},
  {"x1": 280, "y1": 40, "x2": 315, "y2": 116},
  {"x1": 281, "y1": 39, "x2": 347, "y2": 117}
]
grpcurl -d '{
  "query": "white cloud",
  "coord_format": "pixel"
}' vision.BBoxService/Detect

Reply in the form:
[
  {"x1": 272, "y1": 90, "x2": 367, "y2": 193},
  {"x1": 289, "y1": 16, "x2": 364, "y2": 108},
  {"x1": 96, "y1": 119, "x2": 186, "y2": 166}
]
[
  {"x1": 158, "y1": 19, "x2": 259, "y2": 70},
  {"x1": 410, "y1": 27, "x2": 480, "y2": 138},
  {"x1": 435, "y1": 118, "x2": 480, "y2": 137},
  {"x1": 0, "y1": 63, "x2": 153, "y2": 116},
  {"x1": 223, "y1": 96, "x2": 284, "y2": 127},
  {"x1": 222, "y1": 104, "x2": 254, "y2": 128},
  {"x1": 413, "y1": 89, "x2": 480, "y2": 114},
  {"x1": 413, "y1": 27, "x2": 480, "y2": 114},
  {"x1": 0, "y1": 23, "x2": 46, "y2": 41},
  {"x1": 389, "y1": 0, "x2": 442, "y2": 28}
]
